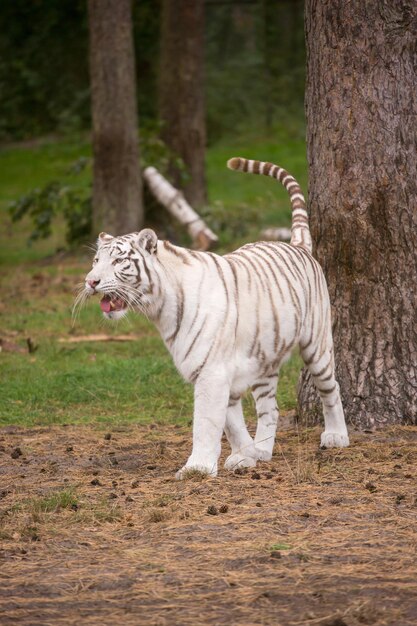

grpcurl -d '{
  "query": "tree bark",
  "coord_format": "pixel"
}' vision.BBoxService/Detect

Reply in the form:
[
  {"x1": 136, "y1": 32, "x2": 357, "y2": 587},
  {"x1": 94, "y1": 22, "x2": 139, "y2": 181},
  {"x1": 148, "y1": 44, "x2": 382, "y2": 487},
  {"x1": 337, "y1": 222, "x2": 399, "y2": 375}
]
[
  {"x1": 158, "y1": 0, "x2": 207, "y2": 208},
  {"x1": 299, "y1": 0, "x2": 417, "y2": 428},
  {"x1": 88, "y1": 0, "x2": 144, "y2": 235}
]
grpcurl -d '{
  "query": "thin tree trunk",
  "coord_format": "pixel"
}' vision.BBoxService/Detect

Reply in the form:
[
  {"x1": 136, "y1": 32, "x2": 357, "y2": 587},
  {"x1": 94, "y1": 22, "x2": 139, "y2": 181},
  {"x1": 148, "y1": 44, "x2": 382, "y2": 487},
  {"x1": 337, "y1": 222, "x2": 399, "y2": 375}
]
[
  {"x1": 299, "y1": 0, "x2": 417, "y2": 428},
  {"x1": 88, "y1": 0, "x2": 144, "y2": 235},
  {"x1": 159, "y1": 0, "x2": 207, "y2": 208}
]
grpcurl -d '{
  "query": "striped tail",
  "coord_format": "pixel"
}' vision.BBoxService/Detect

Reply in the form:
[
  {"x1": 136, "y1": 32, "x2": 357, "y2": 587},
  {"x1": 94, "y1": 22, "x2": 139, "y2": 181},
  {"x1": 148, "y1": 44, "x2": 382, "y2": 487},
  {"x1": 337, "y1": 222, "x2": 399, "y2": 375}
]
[{"x1": 227, "y1": 157, "x2": 312, "y2": 254}]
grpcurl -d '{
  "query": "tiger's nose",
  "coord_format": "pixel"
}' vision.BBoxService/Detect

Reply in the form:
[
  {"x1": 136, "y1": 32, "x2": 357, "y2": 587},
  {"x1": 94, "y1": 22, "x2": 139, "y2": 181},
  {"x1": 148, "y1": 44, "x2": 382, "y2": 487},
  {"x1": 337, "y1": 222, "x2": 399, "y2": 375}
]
[{"x1": 87, "y1": 279, "x2": 100, "y2": 289}]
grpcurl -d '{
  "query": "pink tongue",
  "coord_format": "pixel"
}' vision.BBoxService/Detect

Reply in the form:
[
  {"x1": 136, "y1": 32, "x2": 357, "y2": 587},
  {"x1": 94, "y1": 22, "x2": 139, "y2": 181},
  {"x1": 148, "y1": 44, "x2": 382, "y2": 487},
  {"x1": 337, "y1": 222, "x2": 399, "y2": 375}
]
[{"x1": 100, "y1": 298, "x2": 112, "y2": 313}]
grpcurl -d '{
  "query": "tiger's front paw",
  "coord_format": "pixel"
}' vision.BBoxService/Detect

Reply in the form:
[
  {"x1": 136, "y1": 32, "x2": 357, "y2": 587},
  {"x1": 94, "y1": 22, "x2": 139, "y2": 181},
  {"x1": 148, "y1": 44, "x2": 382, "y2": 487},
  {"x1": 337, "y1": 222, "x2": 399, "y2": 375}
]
[
  {"x1": 320, "y1": 431, "x2": 350, "y2": 449},
  {"x1": 175, "y1": 458, "x2": 218, "y2": 480}
]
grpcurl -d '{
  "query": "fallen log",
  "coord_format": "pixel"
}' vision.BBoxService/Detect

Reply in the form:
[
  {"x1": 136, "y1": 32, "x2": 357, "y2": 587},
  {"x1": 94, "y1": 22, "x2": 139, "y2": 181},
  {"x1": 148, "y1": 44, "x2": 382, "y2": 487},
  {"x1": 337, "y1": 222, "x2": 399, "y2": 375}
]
[
  {"x1": 260, "y1": 227, "x2": 292, "y2": 242},
  {"x1": 143, "y1": 166, "x2": 218, "y2": 251}
]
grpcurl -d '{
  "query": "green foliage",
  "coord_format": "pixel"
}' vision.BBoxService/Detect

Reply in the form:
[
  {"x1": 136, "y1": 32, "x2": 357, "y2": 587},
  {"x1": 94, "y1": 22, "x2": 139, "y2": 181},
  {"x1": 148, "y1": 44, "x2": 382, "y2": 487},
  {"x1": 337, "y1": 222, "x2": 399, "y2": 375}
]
[
  {"x1": 205, "y1": 1, "x2": 305, "y2": 142},
  {"x1": 0, "y1": 0, "x2": 161, "y2": 140},
  {"x1": 9, "y1": 171, "x2": 92, "y2": 247},
  {"x1": 7, "y1": 128, "x2": 189, "y2": 248},
  {"x1": 201, "y1": 201, "x2": 261, "y2": 247},
  {"x1": 0, "y1": 0, "x2": 90, "y2": 140},
  {"x1": 140, "y1": 121, "x2": 189, "y2": 183},
  {"x1": 0, "y1": 138, "x2": 92, "y2": 264},
  {"x1": 0, "y1": 1, "x2": 305, "y2": 142},
  {"x1": 1, "y1": 123, "x2": 308, "y2": 257}
]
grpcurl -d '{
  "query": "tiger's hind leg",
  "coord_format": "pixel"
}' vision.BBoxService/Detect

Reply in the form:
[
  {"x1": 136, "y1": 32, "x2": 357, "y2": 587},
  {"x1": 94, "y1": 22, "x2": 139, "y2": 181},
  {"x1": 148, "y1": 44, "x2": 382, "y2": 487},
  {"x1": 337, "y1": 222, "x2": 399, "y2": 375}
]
[
  {"x1": 224, "y1": 396, "x2": 259, "y2": 470},
  {"x1": 300, "y1": 343, "x2": 349, "y2": 448},
  {"x1": 252, "y1": 375, "x2": 279, "y2": 461}
]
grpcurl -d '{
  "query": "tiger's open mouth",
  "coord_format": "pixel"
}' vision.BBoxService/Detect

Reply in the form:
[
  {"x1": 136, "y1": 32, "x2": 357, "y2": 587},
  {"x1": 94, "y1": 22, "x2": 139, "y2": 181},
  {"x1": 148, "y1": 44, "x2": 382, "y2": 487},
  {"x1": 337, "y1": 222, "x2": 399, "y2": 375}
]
[{"x1": 100, "y1": 294, "x2": 128, "y2": 314}]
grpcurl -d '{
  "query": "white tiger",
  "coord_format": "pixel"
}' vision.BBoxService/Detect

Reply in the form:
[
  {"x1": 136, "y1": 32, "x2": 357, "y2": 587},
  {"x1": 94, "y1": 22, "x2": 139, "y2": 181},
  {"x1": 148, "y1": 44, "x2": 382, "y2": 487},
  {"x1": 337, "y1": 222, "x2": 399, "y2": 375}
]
[{"x1": 81, "y1": 157, "x2": 349, "y2": 478}]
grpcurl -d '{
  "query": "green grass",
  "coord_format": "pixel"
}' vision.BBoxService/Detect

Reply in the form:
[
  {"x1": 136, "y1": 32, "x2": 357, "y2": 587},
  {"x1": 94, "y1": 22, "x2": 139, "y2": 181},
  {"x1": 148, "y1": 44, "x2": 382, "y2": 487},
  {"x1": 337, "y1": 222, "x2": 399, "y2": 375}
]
[
  {"x1": 0, "y1": 137, "x2": 91, "y2": 205},
  {"x1": 0, "y1": 333, "x2": 300, "y2": 426},
  {"x1": 270, "y1": 543, "x2": 292, "y2": 551},
  {"x1": 0, "y1": 128, "x2": 306, "y2": 428},
  {"x1": 5, "y1": 489, "x2": 124, "y2": 533},
  {"x1": 206, "y1": 128, "x2": 307, "y2": 226},
  {"x1": 0, "y1": 289, "x2": 194, "y2": 426},
  {"x1": 0, "y1": 126, "x2": 307, "y2": 262},
  {"x1": 30, "y1": 489, "x2": 79, "y2": 514},
  {"x1": 7, "y1": 488, "x2": 78, "y2": 518},
  {"x1": 0, "y1": 135, "x2": 91, "y2": 264}
]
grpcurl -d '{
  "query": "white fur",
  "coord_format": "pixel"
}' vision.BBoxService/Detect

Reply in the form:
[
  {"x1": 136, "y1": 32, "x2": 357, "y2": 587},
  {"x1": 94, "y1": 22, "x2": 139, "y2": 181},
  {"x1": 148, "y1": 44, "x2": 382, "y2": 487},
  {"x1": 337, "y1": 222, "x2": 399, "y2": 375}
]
[{"x1": 84, "y1": 231, "x2": 349, "y2": 479}]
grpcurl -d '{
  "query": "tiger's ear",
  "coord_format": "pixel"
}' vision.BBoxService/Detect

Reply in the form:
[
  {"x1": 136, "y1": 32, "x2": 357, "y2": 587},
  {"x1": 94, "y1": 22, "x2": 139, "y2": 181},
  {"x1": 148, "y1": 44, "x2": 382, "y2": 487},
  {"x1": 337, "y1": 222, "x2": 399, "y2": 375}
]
[
  {"x1": 97, "y1": 232, "x2": 114, "y2": 246},
  {"x1": 136, "y1": 229, "x2": 158, "y2": 254}
]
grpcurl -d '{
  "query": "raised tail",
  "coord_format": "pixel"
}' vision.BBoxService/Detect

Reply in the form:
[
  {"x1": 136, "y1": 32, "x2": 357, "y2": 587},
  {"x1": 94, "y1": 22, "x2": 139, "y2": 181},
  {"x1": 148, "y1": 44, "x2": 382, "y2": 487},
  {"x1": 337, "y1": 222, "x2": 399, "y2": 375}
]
[{"x1": 227, "y1": 157, "x2": 312, "y2": 254}]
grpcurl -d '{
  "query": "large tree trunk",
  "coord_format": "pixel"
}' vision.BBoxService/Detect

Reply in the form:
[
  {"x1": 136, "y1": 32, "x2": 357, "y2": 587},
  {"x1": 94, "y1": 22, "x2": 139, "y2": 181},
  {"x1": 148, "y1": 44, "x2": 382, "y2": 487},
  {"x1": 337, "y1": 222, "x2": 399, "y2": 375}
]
[
  {"x1": 88, "y1": 0, "x2": 144, "y2": 235},
  {"x1": 299, "y1": 1, "x2": 417, "y2": 428},
  {"x1": 158, "y1": 0, "x2": 207, "y2": 208}
]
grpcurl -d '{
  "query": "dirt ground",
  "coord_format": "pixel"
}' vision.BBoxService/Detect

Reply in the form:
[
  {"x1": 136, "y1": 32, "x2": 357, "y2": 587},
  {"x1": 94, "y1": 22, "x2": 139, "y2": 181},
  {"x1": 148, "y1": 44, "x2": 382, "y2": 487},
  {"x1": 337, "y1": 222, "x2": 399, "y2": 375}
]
[{"x1": 0, "y1": 421, "x2": 416, "y2": 626}]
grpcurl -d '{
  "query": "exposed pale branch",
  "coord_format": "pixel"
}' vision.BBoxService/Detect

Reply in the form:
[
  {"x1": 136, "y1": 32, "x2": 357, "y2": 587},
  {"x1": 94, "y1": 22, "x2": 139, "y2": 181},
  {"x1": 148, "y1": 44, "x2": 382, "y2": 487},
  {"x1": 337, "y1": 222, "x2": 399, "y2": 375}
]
[
  {"x1": 261, "y1": 227, "x2": 291, "y2": 242},
  {"x1": 58, "y1": 334, "x2": 139, "y2": 343},
  {"x1": 143, "y1": 166, "x2": 218, "y2": 251}
]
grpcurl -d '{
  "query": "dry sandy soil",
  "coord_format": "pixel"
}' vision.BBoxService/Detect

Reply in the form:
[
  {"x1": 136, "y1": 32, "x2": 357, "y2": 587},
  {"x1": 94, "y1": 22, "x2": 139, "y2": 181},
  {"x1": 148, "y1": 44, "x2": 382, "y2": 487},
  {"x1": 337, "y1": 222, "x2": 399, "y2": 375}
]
[{"x1": 0, "y1": 422, "x2": 416, "y2": 626}]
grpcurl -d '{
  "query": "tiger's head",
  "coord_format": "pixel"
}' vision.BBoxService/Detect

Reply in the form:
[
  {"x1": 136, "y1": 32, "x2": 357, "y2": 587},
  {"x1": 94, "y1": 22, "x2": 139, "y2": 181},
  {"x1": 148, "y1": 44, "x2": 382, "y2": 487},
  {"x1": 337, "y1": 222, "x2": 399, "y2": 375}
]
[{"x1": 84, "y1": 229, "x2": 158, "y2": 320}]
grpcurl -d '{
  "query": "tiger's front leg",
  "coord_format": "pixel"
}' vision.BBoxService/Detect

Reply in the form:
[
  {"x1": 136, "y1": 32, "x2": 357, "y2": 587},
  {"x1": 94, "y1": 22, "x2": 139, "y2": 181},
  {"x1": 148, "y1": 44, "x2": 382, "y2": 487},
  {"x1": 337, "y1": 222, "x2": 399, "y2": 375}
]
[{"x1": 175, "y1": 373, "x2": 230, "y2": 479}]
